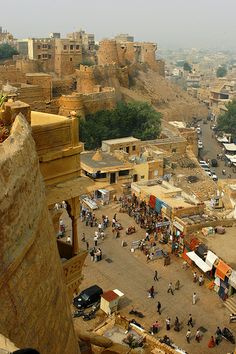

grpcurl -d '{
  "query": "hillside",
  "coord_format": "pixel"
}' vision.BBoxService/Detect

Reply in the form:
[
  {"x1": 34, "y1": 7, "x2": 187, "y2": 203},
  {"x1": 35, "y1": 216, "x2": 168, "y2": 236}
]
[{"x1": 122, "y1": 68, "x2": 208, "y2": 122}]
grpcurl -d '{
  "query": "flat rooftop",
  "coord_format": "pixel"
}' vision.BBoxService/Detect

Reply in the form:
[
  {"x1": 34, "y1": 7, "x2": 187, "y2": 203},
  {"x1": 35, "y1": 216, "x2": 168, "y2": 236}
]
[
  {"x1": 102, "y1": 137, "x2": 140, "y2": 145},
  {"x1": 81, "y1": 151, "x2": 131, "y2": 171},
  {"x1": 199, "y1": 226, "x2": 236, "y2": 269},
  {"x1": 132, "y1": 180, "x2": 199, "y2": 209},
  {"x1": 31, "y1": 111, "x2": 69, "y2": 126}
]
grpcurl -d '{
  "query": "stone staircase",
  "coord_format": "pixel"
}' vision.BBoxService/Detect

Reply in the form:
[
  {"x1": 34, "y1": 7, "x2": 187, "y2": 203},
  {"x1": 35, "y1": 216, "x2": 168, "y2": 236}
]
[{"x1": 224, "y1": 295, "x2": 236, "y2": 313}]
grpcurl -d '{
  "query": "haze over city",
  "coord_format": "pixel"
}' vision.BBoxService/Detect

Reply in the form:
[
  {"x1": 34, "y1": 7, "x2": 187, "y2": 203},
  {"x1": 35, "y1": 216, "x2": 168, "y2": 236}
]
[{"x1": 2, "y1": 0, "x2": 236, "y2": 50}]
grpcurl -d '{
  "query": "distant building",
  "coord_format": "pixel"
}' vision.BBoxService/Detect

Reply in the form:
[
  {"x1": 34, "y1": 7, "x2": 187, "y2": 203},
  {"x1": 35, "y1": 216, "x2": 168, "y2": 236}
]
[
  {"x1": 67, "y1": 30, "x2": 95, "y2": 52},
  {"x1": 115, "y1": 33, "x2": 134, "y2": 42},
  {"x1": 49, "y1": 32, "x2": 61, "y2": 39}
]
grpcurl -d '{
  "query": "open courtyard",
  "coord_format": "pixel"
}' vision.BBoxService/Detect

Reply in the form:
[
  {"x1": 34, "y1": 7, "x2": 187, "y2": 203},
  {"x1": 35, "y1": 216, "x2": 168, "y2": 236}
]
[{"x1": 71, "y1": 201, "x2": 236, "y2": 354}]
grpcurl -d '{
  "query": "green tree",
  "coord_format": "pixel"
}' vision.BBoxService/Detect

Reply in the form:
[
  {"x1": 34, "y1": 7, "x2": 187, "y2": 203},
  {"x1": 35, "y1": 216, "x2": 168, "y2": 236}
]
[
  {"x1": 79, "y1": 101, "x2": 162, "y2": 149},
  {"x1": 183, "y1": 62, "x2": 192, "y2": 72},
  {"x1": 216, "y1": 65, "x2": 227, "y2": 77},
  {"x1": 0, "y1": 43, "x2": 18, "y2": 60},
  {"x1": 217, "y1": 100, "x2": 236, "y2": 139}
]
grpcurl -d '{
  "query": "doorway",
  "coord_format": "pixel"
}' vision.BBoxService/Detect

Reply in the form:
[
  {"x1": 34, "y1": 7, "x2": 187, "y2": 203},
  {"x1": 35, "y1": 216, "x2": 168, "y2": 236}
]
[{"x1": 110, "y1": 172, "x2": 116, "y2": 184}]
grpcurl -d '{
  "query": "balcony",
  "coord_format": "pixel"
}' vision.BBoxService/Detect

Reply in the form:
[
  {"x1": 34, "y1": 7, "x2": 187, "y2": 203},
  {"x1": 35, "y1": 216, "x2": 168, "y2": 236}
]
[{"x1": 57, "y1": 239, "x2": 87, "y2": 298}]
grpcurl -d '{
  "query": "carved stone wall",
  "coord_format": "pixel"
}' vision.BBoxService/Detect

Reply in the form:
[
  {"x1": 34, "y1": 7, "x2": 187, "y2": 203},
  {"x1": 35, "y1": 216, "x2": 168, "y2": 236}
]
[{"x1": 0, "y1": 115, "x2": 80, "y2": 354}]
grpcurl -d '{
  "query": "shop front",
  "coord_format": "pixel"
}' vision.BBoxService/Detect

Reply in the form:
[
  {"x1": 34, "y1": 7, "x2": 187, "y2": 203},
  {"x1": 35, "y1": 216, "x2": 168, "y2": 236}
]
[
  {"x1": 186, "y1": 251, "x2": 212, "y2": 274},
  {"x1": 172, "y1": 219, "x2": 185, "y2": 255},
  {"x1": 214, "y1": 260, "x2": 232, "y2": 300}
]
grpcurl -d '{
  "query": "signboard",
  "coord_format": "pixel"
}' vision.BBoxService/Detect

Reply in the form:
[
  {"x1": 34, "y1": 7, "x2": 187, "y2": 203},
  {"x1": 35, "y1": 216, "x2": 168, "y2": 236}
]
[
  {"x1": 173, "y1": 220, "x2": 184, "y2": 232},
  {"x1": 156, "y1": 221, "x2": 170, "y2": 228}
]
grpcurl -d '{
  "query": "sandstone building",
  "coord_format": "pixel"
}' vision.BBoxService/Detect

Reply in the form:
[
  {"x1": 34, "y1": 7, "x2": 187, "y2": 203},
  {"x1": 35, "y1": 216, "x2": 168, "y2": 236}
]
[{"x1": 0, "y1": 107, "x2": 80, "y2": 353}]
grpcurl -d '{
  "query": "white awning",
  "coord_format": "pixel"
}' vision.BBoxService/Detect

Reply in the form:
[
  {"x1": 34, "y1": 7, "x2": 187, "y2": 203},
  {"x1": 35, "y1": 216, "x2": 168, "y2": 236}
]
[
  {"x1": 205, "y1": 250, "x2": 218, "y2": 269},
  {"x1": 98, "y1": 189, "x2": 109, "y2": 195},
  {"x1": 223, "y1": 143, "x2": 236, "y2": 152},
  {"x1": 217, "y1": 137, "x2": 229, "y2": 143},
  {"x1": 225, "y1": 154, "x2": 236, "y2": 162},
  {"x1": 186, "y1": 251, "x2": 211, "y2": 273},
  {"x1": 229, "y1": 270, "x2": 236, "y2": 289}
]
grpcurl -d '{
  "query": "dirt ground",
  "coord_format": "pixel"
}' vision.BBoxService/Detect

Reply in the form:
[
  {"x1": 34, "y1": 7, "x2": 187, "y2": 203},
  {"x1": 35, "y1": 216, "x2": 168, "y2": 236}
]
[{"x1": 65, "y1": 202, "x2": 236, "y2": 354}]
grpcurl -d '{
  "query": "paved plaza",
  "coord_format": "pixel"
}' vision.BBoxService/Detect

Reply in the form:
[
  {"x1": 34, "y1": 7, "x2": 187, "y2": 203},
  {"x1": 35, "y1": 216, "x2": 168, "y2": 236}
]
[{"x1": 71, "y1": 202, "x2": 235, "y2": 354}]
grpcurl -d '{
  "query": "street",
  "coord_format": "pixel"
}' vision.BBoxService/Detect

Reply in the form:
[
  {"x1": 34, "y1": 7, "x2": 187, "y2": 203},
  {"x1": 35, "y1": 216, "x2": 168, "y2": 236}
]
[
  {"x1": 198, "y1": 120, "x2": 234, "y2": 179},
  {"x1": 71, "y1": 203, "x2": 235, "y2": 354}
]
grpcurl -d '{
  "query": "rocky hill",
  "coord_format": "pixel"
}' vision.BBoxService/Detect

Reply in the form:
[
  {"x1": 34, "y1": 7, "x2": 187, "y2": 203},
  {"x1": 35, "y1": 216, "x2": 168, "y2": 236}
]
[{"x1": 121, "y1": 68, "x2": 208, "y2": 122}]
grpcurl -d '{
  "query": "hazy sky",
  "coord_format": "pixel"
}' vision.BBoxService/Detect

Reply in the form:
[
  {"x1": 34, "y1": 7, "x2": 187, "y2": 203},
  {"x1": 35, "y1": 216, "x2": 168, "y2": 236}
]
[{"x1": 2, "y1": 0, "x2": 236, "y2": 50}]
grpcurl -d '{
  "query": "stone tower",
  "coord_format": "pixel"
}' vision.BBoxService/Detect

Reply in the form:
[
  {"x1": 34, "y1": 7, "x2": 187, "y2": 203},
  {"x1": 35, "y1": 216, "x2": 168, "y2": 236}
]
[{"x1": 97, "y1": 40, "x2": 120, "y2": 65}]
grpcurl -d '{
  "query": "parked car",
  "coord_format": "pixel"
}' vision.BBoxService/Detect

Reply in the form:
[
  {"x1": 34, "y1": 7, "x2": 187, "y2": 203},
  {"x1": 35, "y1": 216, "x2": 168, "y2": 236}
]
[
  {"x1": 73, "y1": 285, "x2": 103, "y2": 309},
  {"x1": 198, "y1": 141, "x2": 203, "y2": 149},
  {"x1": 205, "y1": 170, "x2": 212, "y2": 177},
  {"x1": 211, "y1": 159, "x2": 218, "y2": 167},
  {"x1": 199, "y1": 160, "x2": 209, "y2": 167},
  {"x1": 196, "y1": 127, "x2": 201, "y2": 134},
  {"x1": 211, "y1": 174, "x2": 218, "y2": 181}
]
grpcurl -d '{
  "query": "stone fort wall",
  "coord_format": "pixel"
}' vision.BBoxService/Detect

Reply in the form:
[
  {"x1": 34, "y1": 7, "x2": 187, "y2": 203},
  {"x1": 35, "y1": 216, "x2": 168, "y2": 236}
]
[
  {"x1": 0, "y1": 65, "x2": 26, "y2": 84},
  {"x1": 0, "y1": 115, "x2": 79, "y2": 354},
  {"x1": 97, "y1": 40, "x2": 164, "y2": 75}
]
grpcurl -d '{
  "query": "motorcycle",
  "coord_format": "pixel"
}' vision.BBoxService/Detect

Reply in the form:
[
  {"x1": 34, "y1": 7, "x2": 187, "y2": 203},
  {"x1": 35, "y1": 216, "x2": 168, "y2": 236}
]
[
  {"x1": 129, "y1": 309, "x2": 144, "y2": 318},
  {"x1": 72, "y1": 309, "x2": 84, "y2": 318},
  {"x1": 221, "y1": 327, "x2": 235, "y2": 344},
  {"x1": 82, "y1": 309, "x2": 96, "y2": 321}
]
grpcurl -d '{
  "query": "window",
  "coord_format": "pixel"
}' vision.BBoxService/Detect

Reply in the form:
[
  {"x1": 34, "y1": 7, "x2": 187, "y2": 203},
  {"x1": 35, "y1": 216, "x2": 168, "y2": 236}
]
[
  {"x1": 141, "y1": 175, "x2": 145, "y2": 179},
  {"x1": 70, "y1": 45, "x2": 74, "y2": 50},
  {"x1": 42, "y1": 44, "x2": 48, "y2": 49},
  {"x1": 126, "y1": 146, "x2": 130, "y2": 153},
  {"x1": 63, "y1": 45, "x2": 67, "y2": 50},
  {"x1": 96, "y1": 172, "x2": 107, "y2": 179},
  {"x1": 37, "y1": 45, "x2": 41, "y2": 49},
  {"x1": 70, "y1": 57, "x2": 73, "y2": 62},
  {"x1": 48, "y1": 54, "x2": 52, "y2": 59},
  {"x1": 172, "y1": 148, "x2": 177, "y2": 153},
  {"x1": 119, "y1": 170, "x2": 129, "y2": 176},
  {"x1": 42, "y1": 54, "x2": 48, "y2": 59},
  {"x1": 132, "y1": 146, "x2": 136, "y2": 151},
  {"x1": 48, "y1": 45, "x2": 51, "y2": 49},
  {"x1": 38, "y1": 55, "x2": 41, "y2": 59},
  {"x1": 76, "y1": 45, "x2": 80, "y2": 50}
]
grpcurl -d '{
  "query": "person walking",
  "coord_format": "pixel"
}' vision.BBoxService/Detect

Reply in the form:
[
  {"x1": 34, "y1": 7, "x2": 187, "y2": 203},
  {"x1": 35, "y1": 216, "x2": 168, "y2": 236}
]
[
  {"x1": 166, "y1": 318, "x2": 171, "y2": 331},
  {"x1": 193, "y1": 272, "x2": 197, "y2": 283},
  {"x1": 174, "y1": 317, "x2": 180, "y2": 332},
  {"x1": 154, "y1": 270, "x2": 159, "y2": 281},
  {"x1": 192, "y1": 292, "x2": 197, "y2": 305},
  {"x1": 208, "y1": 336, "x2": 215, "y2": 348},
  {"x1": 215, "y1": 327, "x2": 222, "y2": 345},
  {"x1": 86, "y1": 241, "x2": 89, "y2": 250},
  {"x1": 195, "y1": 329, "x2": 201, "y2": 342},
  {"x1": 167, "y1": 282, "x2": 174, "y2": 295},
  {"x1": 175, "y1": 280, "x2": 180, "y2": 290},
  {"x1": 157, "y1": 301, "x2": 161, "y2": 315},
  {"x1": 186, "y1": 329, "x2": 191, "y2": 343},
  {"x1": 149, "y1": 286, "x2": 155, "y2": 298},
  {"x1": 81, "y1": 232, "x2": 86, "y2": 242},
  {"x1": 198, "y1": 275, "x2": 204, "y2": 286},
  {"x1": 187, "y1": 314, "x2": 194, "y2": 327}
]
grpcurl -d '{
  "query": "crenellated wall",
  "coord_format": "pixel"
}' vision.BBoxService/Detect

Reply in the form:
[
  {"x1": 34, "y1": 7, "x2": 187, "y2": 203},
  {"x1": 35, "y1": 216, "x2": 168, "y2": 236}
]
[
  {"x1": 97, "y1": 39, "x2": 163, "y2": 74},
  {"x1": 0, "y1": 115, "x2": 80, "y2": 354},
  {"x1": 0, "y1": 65, "x2": 26, "y2": 84}
]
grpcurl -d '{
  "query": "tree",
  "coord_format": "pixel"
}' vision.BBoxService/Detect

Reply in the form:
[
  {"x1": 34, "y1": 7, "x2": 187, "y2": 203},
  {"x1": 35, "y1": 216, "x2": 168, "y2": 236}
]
[
  {"x1": 217, "y1": 100, "x2": 236, "y2": 139},
  {"x1": 0, "y1": 43, "x2": 18, "y2": 60},
  {"x1": 79, "y1": 101, "x2": 162, "y2": 150},
  {"x1": 216, "y1": 66, "x2": 227, "y2": 77},
  {"x1": 183, "y1": 62, "x2": 192, "y2": 72}
]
